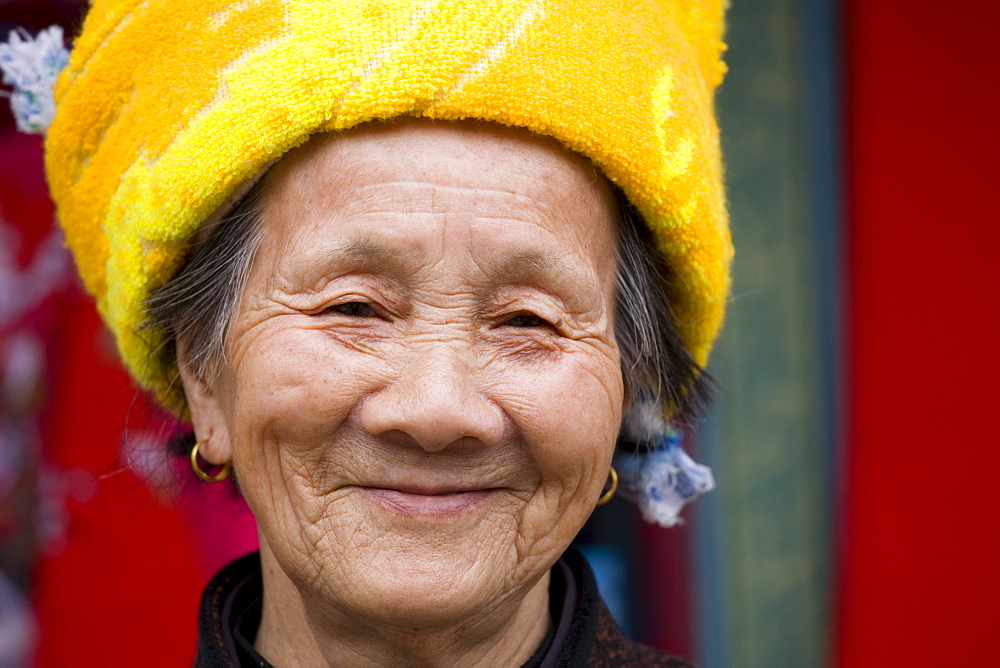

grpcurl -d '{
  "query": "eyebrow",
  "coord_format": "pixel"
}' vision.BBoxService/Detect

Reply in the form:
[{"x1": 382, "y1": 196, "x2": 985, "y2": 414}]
[
  {"x1": 335, "y1": 239, "x2": 404, "y2": 266},
  {"x1": 303, "y1": 238, "x2": 574, "y2": 274},
  {"x1": 484, "y1": 249, "x2": 603, "y2": 309},
  {"x1": 293, "y1": 237, "x2": 603, "y2": 308},
  {"x1": 294, "y1": 238, "x2": 408, "y2": 284},
  {"x1": 492, "y1": 250, "x2": 573, "y2": 280}
]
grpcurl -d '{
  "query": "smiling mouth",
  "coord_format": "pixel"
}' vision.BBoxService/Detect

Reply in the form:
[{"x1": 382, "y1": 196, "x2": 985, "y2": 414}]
[{"x1": 358, "y1": 487, "x2": 495, "y2": 517}]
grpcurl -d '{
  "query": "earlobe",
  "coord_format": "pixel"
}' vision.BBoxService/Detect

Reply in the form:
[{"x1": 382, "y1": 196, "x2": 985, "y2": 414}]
[{"x1": 177, "y1": 361, "x2": 233, "y2": 466}]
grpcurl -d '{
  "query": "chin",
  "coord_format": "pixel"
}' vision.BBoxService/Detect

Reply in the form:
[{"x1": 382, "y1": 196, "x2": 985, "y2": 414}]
[{"x1": 322, "y1": 535, "x2": 528, "y2": 628}]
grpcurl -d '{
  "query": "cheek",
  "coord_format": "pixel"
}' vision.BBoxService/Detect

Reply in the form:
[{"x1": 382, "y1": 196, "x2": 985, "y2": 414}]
[
  {"x1": 225, "y1": 323, "x2": 383, "y2": 447},
  {"x1": 493, "y1": 349, "x2": 623, "y2": 511},
  {"x1": 220, "y1": 324, "x2": 394, "y2": 515},
  {"x1": 220, "y1": 323, "x2": 399, "y2": 549},
  {"x1": 494, "y1": 351, "x2": 623, "y2": 561}
]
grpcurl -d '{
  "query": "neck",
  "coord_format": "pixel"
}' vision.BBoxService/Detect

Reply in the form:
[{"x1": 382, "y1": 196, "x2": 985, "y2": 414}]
[{"x1": 254, "y1": 541, "x2": 552, "y2": 667}]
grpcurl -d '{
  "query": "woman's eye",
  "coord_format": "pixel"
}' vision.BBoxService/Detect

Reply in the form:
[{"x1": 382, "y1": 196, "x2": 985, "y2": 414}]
[
  {"x1": 331, "y1": 302, "x2": 376, "y2": 318},
  {"x1": 505, "y1": 313, "x2": 550, "y2": 328}
]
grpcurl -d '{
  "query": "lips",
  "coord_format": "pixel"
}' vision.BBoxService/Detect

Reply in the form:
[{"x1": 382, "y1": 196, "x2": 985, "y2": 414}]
[{"x1": 357, "y1": 486, "x2": 495, "y2": 517}]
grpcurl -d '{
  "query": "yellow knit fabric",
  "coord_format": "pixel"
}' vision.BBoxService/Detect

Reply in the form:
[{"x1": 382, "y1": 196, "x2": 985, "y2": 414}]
[{"x1": 45, "y1": 0, "x2": 731, "y2": 410}]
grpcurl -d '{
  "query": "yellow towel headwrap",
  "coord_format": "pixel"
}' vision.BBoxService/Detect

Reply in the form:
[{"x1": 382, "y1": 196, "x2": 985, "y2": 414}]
[{"x1": 44, "y1": 0, "x2": 731, "y2": 410}]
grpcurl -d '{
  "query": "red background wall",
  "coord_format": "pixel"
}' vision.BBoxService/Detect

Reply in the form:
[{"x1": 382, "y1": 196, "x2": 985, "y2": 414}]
[{"x1": 838, "y1": 1, "x2": 1000, "y2": 664}]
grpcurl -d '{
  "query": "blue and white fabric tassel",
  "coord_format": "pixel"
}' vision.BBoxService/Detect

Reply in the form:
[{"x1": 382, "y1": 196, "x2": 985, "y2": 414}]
[
  {"x1": 614, "y1": 401, "x2": 715, "y2": 527},
  {"x1": 0, "y1": 26, "x2": 69, "y2": 135}
]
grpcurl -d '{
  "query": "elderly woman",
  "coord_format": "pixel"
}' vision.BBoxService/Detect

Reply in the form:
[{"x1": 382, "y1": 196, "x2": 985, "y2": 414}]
[{"x1": 4, "y1": 0, "x2": 730, "y2": 664}]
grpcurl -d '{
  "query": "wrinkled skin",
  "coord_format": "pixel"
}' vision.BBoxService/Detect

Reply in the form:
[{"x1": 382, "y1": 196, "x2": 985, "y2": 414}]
[{"x1": 181, "y1": 119, "x2": 624, "y2": 667}]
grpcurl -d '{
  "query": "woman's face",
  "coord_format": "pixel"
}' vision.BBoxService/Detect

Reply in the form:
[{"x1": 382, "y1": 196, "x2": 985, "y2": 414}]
[{"x1": 185, "y1": 119, "x2": 623, "y2": 629}]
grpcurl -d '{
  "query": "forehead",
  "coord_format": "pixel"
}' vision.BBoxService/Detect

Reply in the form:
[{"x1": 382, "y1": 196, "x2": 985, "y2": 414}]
[{"x1": 257, "y1": 119, "x2": 619, "y2": 281}]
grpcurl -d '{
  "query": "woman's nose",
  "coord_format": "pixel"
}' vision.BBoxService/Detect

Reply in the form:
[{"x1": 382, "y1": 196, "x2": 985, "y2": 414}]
[{"x1": 359, "y1": 345, "x2": 505, "y2": 452}]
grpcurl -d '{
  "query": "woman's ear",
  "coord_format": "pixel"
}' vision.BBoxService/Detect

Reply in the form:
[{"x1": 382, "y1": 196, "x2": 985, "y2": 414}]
[{"x1": 177, "y1": 356, "x2": 233, "y2": 466}]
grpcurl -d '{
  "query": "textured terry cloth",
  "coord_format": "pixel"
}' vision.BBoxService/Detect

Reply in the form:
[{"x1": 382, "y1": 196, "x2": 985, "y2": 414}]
[
  {"x1": 44, "y1": 0, "x2": 730, "y2": 412},
  {"x1": 195, "y1": 546, "x2": 693, "y2": 667}
]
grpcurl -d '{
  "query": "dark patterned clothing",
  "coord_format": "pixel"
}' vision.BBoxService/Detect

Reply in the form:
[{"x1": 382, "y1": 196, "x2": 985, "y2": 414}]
[{"x1": 195, "y1": 546, "x2": 693, "y2": 667}]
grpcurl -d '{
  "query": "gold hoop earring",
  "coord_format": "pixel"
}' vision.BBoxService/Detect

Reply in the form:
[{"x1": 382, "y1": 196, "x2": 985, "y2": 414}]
[
  {"x1": 596, "y1": 465, "x2": 618, "y2": 506},
  {"x1": 190, "y1": 440, "x2": 231, "y2": 483}
]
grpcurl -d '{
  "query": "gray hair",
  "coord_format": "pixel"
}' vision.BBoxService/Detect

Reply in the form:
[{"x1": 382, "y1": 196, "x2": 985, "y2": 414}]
[
  {"x1": 144, "y1": 182, "x2": 266, "y2": 390},
  {"x1": 145, "y1": 181, "x2": 709, "y2": 451},
  {"x1": 613, "y1": 190, "x2": 711, "y2": 439}
]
